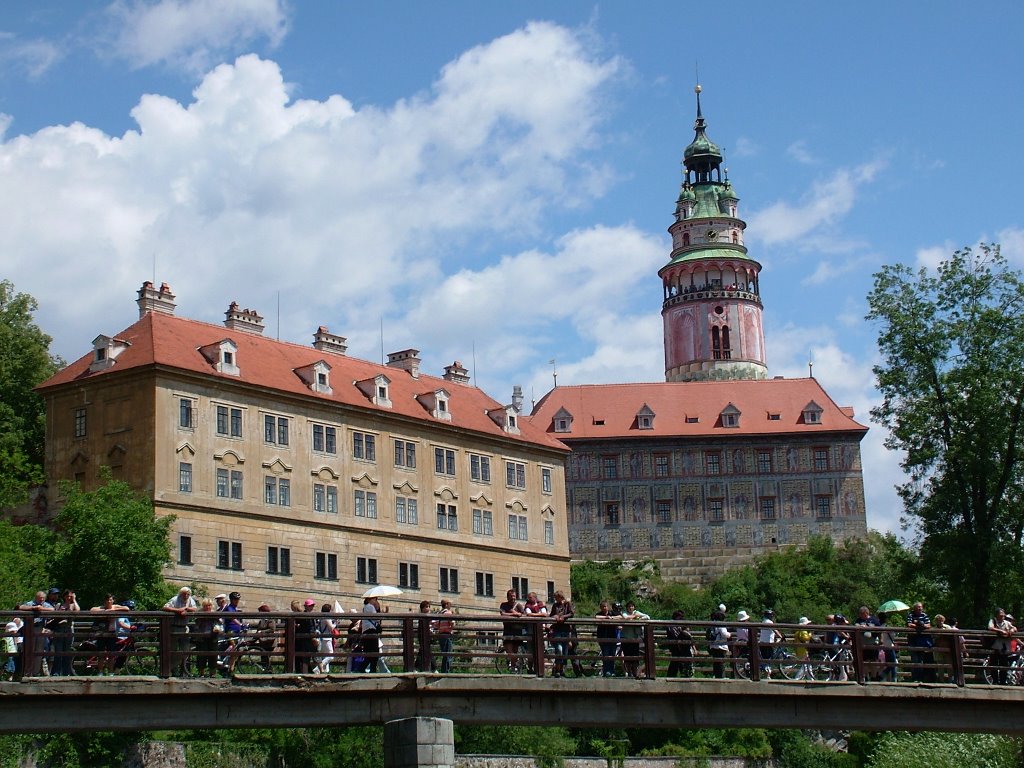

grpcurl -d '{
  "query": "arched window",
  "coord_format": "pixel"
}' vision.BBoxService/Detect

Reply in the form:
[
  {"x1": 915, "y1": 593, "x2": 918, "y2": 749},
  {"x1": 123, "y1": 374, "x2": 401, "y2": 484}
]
[
  {"x1": 712, "y1": 327, "x2": 722, "y2": 360},
  {"x1": 683, "y1": 232, "x2": 690, "y2": 246},
  {"x1": 721, "y1": 327, "x2": 732, "y2": 359},
  {"x1": 731, "y1": 231, "x2": 739, "y2": 244}
]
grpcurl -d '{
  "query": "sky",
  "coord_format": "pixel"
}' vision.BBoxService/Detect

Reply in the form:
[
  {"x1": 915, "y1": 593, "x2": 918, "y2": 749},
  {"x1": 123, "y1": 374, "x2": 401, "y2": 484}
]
[{"x1": 3, "y1": 1, "x2": 1023, "y2": 538}]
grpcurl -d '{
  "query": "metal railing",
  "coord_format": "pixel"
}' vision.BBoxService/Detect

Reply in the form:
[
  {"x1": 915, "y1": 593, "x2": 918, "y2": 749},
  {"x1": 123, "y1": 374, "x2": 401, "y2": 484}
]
[{"x1": 1, "y1": 610, "x2": 1014, "y2": 687}]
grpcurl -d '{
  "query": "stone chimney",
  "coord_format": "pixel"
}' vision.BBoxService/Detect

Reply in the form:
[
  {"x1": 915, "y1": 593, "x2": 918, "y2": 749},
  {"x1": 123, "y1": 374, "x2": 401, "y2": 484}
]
[
  {"x1": 387, "y1": 349, "x2": 421, "y2": 378},
  {"x1": 312, "y1": 326, "x2": 348, "y2": 355},
  {"x1": 224, "y1": 302, "x2": 265, "y2": 335},
  {"x1": 136, "y1": 281, "x2": 177, "y2": 318},
  {"x1": 511, "y1": 385, "x2": 524, "y2": 413},
  {"x1": 443, "y1": 361, "x2": 470, "y2": 385}
]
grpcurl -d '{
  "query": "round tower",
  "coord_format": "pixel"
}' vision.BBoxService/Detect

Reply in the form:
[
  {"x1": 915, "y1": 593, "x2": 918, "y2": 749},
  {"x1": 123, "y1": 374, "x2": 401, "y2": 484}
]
[{"x1": 660, "y1": 85, "x2": 768, "y2": 382}]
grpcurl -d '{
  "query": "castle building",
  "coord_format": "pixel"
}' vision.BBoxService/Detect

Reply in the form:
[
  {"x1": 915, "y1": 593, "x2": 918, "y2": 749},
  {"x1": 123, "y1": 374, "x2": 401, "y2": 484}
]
[
  {"x1": 37, "y1": 283, "x2": 570, "y2": 609},
  {"x1": 529, "y1": 87, "x2": 868, "y2": 583}
]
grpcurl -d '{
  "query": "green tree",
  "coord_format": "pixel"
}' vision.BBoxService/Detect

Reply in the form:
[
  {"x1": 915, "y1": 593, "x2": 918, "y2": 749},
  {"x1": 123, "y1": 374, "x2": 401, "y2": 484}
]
[
  {"x1": 51, "y1": 471, "x2": 174, "y2": 608},
  {"x1": 0, "y1": 279, "x2": 62, "y2": 508},
  {"x1": 864, "y1": 732, "x2": 1021, "y2": 768},
  {"x1": 0, "y1": 517, "x2": 55, "y2": 609},
  {"x1": 867, "y1": 244, "x2": 1024, "y2": 623}
]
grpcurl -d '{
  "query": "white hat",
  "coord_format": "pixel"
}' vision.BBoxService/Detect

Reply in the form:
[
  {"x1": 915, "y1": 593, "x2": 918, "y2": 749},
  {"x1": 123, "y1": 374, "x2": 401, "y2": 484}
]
[
  {"x1": 214, "y1": 593, "x2": 228, "y2": 601},
  {"x1": 718, "y1": 603, "x2": 727, "y2": 613},
  {"x1": 798, "y1": 616, "x2": 811, "y2": 625},
  {"x1": 736, "y1": 610, "x2": 750, "y2": 621}
]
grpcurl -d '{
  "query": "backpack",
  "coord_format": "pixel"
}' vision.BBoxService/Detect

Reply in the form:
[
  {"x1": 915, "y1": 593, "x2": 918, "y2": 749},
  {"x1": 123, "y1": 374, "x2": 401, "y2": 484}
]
[{"x1": 705, "y1": 625, "x2": 716, "y2": 643}]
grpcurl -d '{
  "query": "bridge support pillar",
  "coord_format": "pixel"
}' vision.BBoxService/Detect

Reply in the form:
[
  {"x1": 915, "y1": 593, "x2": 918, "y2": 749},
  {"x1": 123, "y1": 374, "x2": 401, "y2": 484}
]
[{"x1": 383, "y1": 717, "x2": 454, "y2": 768}]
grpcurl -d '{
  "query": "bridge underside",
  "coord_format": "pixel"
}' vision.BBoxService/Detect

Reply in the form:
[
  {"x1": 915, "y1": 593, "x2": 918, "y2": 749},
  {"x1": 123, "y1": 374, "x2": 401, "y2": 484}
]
[{"x1": 1, "y1": 675, "x2": 1019, "y2": 734}]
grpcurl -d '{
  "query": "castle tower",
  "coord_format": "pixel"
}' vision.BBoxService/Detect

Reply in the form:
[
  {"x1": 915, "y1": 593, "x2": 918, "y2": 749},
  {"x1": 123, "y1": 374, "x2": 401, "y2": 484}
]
[{"x1": 660, "y1": 85, "x2": 768, "y2": 382}]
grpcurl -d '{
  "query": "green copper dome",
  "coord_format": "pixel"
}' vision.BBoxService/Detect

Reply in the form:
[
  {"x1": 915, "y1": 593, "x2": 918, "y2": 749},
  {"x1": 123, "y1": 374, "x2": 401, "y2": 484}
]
[{"x1": 682, "y1": 85, "x2": 723, "y2": 177}]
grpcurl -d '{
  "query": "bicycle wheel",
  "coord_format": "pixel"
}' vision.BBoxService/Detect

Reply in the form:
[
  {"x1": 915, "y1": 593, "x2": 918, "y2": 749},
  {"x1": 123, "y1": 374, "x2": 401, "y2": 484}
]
[
  {"x1": 809, "y1": 651, "x2": 833, "y2": 681},
  {"x1": 122, "y1": 649, "x2": 158, "y2": 676},
  {"x1": 776, "y1": 651, "x2": 800, "y2": 680},
  {"x1": 734, "y1": 657, "x2": 751, "y2": 680},
  {"x1": 233, "y1": 648, "x2": 268, "y2": 675},
  {"x1": 494, "y1": 644, "x2": 519, "y2": 674}
]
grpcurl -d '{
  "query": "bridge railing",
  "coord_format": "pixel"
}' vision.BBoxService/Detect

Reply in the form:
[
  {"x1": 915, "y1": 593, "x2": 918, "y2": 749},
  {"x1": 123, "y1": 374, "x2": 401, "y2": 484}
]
[{"x1": 0, "y1": 609, "x2": 1013, "y2": 687}]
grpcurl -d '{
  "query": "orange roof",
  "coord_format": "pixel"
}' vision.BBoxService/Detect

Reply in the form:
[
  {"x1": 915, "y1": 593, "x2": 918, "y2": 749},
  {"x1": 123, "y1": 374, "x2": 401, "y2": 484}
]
[
  {"x1": 529, "y1": 379, "x2": 867, "y2": 440},
  {"x1": 38, "y1": 312, "x2": 568, "y2": 453}
]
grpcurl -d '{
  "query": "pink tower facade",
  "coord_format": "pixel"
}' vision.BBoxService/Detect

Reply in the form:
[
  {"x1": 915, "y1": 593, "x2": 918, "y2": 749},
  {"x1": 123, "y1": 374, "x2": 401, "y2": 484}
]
[{"x1": 660, "y1": 86, "x2": 768, "y2": 383}]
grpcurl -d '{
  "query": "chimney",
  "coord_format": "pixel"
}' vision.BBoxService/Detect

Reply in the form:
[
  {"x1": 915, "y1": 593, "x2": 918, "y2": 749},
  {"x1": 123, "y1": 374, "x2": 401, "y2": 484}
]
[
  {"x1": 224, "y1": 302, "x2": 265, "y2": 335},
  {"x1": 387, "y1": 349, "x2": 421, "y2": 378},
  {"x1": 136, "y1": 281, "x2": 177, "y2": 318},
  {"x1": 511, "y1": 384, "x2": 524, "y2": 413},
  {"x1": 312, "y1": 326, "x2": 348, "y2": 356},
  {"x1": 443, "y1": 360, "x2": 471, "y2": 385}
]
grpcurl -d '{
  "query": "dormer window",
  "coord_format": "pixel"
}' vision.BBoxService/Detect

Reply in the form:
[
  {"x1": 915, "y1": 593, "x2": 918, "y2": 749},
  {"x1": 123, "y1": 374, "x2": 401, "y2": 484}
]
[
  {"x1": 199, "y1": 339, "x2": 240, "y2": 377},
  {"x1": 417, "y1": 388, "x2": 452, "y2": 421},
  {"x1": 720, "y1": 403, "x2": 741, "y2": 428},
  {"x1": 488, "y1": 405, "x2": 520, "y2": 434},
  {"x1": 802, "y1": 401, "x2": 824, "y2": 425},
  {"x1": 356, "y1": 374, "x2": 392, "y2": 408},
  {"x1": 552, "y1": 408, "x2": 573, "y2": 433},
  {"x1": 635, "y1": 404, "x2": 655, "y2": 430},
  {"x1": 295, "y1": 360, "x2": 332, "y2": 395},
  {"x1": 89, "y1": 335, "x2": 131, "y2": 372}
]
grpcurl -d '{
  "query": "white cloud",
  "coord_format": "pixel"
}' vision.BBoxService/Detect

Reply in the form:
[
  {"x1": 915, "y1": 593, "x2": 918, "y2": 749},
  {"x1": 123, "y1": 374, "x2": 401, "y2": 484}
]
[
  {"x1": 0, "y1": 33, "x2": 62, "y2": 78},
  {"x1": 746, "y1": 159, "x2": 886, "y2": 246},
  {"x1": 786, "y1": 139, "x2": 815, "y2": 165},
  {"x1": 997, "y1": 226, "x2": 1024, "y2": 267},
  {"x1": 732, "y1": 136, "x2": 758, "y2": 158},
  {"x1": 0, "y1": 23, "x2": 622, "y2": 379},
  {"x1": 105, "y1": 0, "x2": 289, "y2": 72},
  {"x1": 801, "y1": 252, "x2": 879, "y2": 287},
  {"x1": 914, "y1": 241, "x2": 955, "y2": 270}
]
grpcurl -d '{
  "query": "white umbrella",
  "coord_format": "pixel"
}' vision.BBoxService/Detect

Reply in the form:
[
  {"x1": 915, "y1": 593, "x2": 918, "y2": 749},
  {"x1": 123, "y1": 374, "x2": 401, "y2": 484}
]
[{"x1": 362, "y1": 585, "x2": 403, "y2": 598}]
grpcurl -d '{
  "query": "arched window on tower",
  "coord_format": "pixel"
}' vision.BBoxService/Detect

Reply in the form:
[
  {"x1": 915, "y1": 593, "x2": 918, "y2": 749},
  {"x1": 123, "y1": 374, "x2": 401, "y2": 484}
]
[
  {"x1": 712, "y1": 327, "x2": 722, "y2": 360},
  {"x1": 731, "y1": 231, "x2": 738, "y2": 244},
  {"x1": 683, "y1": 232, "x2": 690, "y2": 246},
  {"x1": 721, "y1": 326, "x2": 732, "y2": 359}
]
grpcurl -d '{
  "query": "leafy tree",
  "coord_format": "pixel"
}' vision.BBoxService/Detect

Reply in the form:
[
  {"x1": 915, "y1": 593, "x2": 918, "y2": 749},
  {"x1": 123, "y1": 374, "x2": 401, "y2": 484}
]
[
  {"x1": 50, "y1": 471, "x2": 174, "y2": 608},
  {"x1": 864, "y1": 732, "x2": 1021, "y2": 768},
  {"x1": 0, "y1": 279, "x2": 62, "y2": 508},
  {"x1": 867, "y1": 244, "x2": 1024, "y2": 623},
  {"x1": 0, "y1": 517, "x2": 55, "y2": 609}
]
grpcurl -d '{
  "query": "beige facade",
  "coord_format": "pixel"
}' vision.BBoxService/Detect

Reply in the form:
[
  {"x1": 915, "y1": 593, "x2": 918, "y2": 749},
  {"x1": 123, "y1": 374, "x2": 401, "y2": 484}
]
[{"x1": 39, "y1": 284, "x2": 570, "y2": 611}]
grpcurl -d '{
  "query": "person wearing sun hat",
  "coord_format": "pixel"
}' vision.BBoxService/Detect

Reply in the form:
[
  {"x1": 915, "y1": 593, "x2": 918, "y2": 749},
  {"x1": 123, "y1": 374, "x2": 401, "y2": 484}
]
[{"x1": 793, "y1": 617, "x2": 814, "y2": 680}]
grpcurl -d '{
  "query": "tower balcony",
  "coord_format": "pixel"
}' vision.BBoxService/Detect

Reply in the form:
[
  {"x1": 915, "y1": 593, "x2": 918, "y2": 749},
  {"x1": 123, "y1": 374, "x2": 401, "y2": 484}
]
[{"x1": 662, "y1": 286, "x2": 762, "y2": 310}]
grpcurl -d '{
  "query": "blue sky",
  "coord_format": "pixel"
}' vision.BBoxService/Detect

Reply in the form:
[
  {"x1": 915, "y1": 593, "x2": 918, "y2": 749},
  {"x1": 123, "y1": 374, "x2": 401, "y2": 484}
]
[{"x1": 3, "y1": 1, "x2": 1023, "y2": 537}]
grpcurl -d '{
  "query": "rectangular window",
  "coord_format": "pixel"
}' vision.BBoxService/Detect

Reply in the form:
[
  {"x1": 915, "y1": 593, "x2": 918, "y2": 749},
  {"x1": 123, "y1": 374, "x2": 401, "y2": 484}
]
[
  {"x1": 656, "y1": 500, "x2": 672, "y2": 523},
  {"x1": 230, "y1": 470, "x2": 243, "y2": 499},
  {"x1": 705, "y1": 452, "x2": 721, "y2": 475},
  {"x1": 264, "y1": 476, "x2": 289, "y2": 506},
  {"x1": 760, "y1": 498, "x2": 776, "y2": 520},
  {"x1": 218, "y1": 540, "x2": 242, "y2": 570},
  {"x1": 470, "y1": 454, "x2": 491, "y2": 483},
  {"x1": 508, "y1": 514, "x2": 528, "y2": 540},
  {"x1": 264, "y1": 415, "x2": 289, "y2": 446},
  {"x1": 230, "y1": 408, "x2": 242, "y2": 438},
  {"x1": 439, "y1": 567, "x2": 459, "y2": 594},
  {"x1": 313, "y1": 483, "x2": 325, "y2": 513},
  {"x1": 605, "y1": 503, "x2": 620, "y2": 526},
  {"x1": 757, "y1": 450, "x2": 773, "y2": 473},
  {"x1": 816, "y1": 496, "x2": 832, "y2": 518},
  {"x1": 215, "y1": 406, "x2": 242, "y2": 437},
  {"x1": 544, "y1": 519, "x2": 554, "y2": 545},
  {"x1": 814, "y1": 448, "x2": 830, "y2": 471},
  {"x1": 278, "y1": 478, "x2": 290, "y2": 506},
  {"x1": 541, "y1": 467, "x2": 552, "y2": 494},
  {"x1": 179, "y1": 398, "x2": 194, "y2": 429},
  {"x1": 434, "y1": 447, "x2": 456, "y2": 476},
  {"x1": 506, "y1": 461, "x2": 526, "y2": 489},
  {"x1": 356, "y1": 557, "x2": 378, "y2": 584},
  {"x1": 216, "y1": 467, "x2": 228, "y2": 498},
  {"x1": 267, "y1": 546, "x2": 291, "y2": 575},
  {"x1": 179, "y1": 462, "x2": 192, "y2": 493},
  {"x1": 394, "y1": 439, "x2": 417, "y2": 468},
  {"x1": 547, "y1": 581, "x2": 556, "y2": 604},
  {"x1": 471, "y1": 508, "x2": 494, "y2": 536},
  {"x1": 354, "y1": 489, "x2": 378, "y2": 519},
  {"x1": 264, "y1": 476, "x2": 276, "y2": 505},
  {"x1": 654, "y1": 454, "x2": 670, "y2": 478},
  {"x1": 216, "y1": 405, "x2": 228, "y2": 435},
  {"x1": 315, "y1": 552, "x2": 338, "y2": 581},
  {"x1": 396, "y1": 496, "x2": 418, "y2": 525},
  {"x1": 436, "y1": 503, "x2": 458, "y2": 531},
  {"x1": 399, "y1": 562, "x2": 419, "y2": 590},
  {"x1": 512, "y1": 576, "x2": 528, "y2": 598},
  {"x1": 602, "y1": 456, "x2": 618, "y2": 479},
  {"x1": 353, "y1": 432, "x2": 376, "y2": 461},
  {"x1": 178, "y1": 535, "x2": 192, "y2": 565},
  {"x1": 709, "y1": 499, "x2": 724, "y2": 521},
  {"x1": 312, "y1": 424, "x2": 337, "y2": 454},
  {"x1": 475, "y1": 572, "x2": 494, "y2": 597},
  {"x1": 74, "y1": 407, "x2": 87, "y2": 438}
]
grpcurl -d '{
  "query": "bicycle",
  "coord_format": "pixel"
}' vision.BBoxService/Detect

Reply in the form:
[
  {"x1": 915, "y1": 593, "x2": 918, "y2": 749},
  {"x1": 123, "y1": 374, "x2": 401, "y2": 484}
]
[
  {"x1": 734, "y1": 645, "x2": 800, "y2": 679},
  {"x1": 808, "y1": 644, "x2": 853, "y2": 681},
  {"x1": 981, "y1": 653, "x2": 1024, "y2": 685}
]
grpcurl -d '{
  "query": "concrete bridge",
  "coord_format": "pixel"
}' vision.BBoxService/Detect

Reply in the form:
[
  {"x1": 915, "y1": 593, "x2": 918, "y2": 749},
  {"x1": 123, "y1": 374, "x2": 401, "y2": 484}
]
[{"x1": 3, "y1": 674, "x2": 1024, "y2": 735}]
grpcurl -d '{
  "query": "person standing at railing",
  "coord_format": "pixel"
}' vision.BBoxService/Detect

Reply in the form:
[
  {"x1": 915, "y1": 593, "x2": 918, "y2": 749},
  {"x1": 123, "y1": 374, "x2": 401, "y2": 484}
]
[
  {"x1": 498, "y1": 590, "x2": 526, "y2": 673},
  {"x1": 855, "y1": 606, "x2": 882, "y2": 681},
  {"x1": 362, "y1": 596, "x2": 385, "y2": 673},
  {"x1": 432, "y1": 599, "x2": 455, "y2": 673},
  {"x1": 792, "y1": 618, "x2": 814, "y2": 680},
  {"x1": 523, "y1": 592, "x2": 547, "y2": 675},
  {"x1": 906, "y1": 602, "x2": 935, "y2": 683},
  {"x1": 193, "y1": 598, "x2": 222, "y2": 678},
  {"x1": 50, "y1": 589, "x2": 79, "y2": 676},
  {"x1": 3, "y1": 617, "x2": 22, "y2": 680},
  {"x1": 620, "y1": 602, "x2": 649, "y2": 679},
  {"x1": 987, "y1": 608, "x2": 1016, "y2": 685},
  {"x1": 665, "y1": 610, "x2": 694, "y2": 678},
  {"x1": 548, "y1": 591, "x2": 574, "y2": 678},
  {"x1": 876, "y1": 611, "x2": 899, "y2": 682},
  {"x1": 708, "y1": 610, "x2": 731, "y2": 679},
  {"x1": 162, "y1": 587, "x2": 197, "y2": 677},
  {"x1": 89, "y1": 594, "x2": 131, "y2": 675},
  {"x1": 594, "y1": 601, "x2": 620, "y2": 678},
  {"x1": 18, "y1": 591, "x2": 54, "y2": 676},
  {"x1": 316, "y1": 604, "x2": 336, "y2": 674},
  {"x1": 758, "y1": 610, "x2": 783, "y2": 678}
]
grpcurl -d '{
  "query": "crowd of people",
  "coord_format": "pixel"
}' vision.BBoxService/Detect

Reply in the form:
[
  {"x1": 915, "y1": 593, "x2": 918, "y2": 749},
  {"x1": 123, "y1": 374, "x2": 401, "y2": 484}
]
[{"x1": 3, "y1": 587, "x2": 1020, "y2": 684}]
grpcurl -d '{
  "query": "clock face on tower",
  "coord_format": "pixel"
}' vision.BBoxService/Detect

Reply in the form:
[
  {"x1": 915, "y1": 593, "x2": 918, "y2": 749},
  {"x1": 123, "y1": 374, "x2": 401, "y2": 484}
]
[{"x1": 706, "y1": 229, "x2": 718, "y2": 242}]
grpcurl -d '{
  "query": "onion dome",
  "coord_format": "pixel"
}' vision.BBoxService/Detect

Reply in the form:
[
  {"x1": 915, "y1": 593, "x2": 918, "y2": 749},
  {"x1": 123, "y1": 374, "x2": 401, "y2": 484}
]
[{"x1": 683, "y1": 85, "x2": 723, "y2": 177}]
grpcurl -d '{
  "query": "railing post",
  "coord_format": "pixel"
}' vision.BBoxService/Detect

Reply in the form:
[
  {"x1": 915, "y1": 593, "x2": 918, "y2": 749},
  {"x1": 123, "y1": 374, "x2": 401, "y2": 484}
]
[
  {"x1": 643, "y1": 623, "x2": 656, "y2": 679},
  {"x1": 748, "y1": 625, "x2": 760, "y2": 682},
  {"x1": 284, "y1": 616, "x2": 296, "y2": 673},
  {"x1": 158, "y1": 615, "x2": 172, "y2": 679},
  {"x1": 949, "y1": 631, "x2": 965, "y2": 687},
  {"x1": 851, "y1": 627, "x2": 866, "y2": 684},
  {"x1": 403, "y1": 616, "x2": 417, "y2": 673},
  {"x1": 530, "y1": 619, "x2": 545, "y2": 677}
]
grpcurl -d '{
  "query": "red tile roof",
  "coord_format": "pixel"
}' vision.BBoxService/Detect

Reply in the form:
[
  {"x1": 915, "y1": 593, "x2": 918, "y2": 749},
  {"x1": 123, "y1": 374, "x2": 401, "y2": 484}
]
[
  {"x1": 38, "y1": 312, "x2": 568, "y2": 453},
  {"x1": 529, "y1": 379, "x2": 867, "y2": 440}
]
